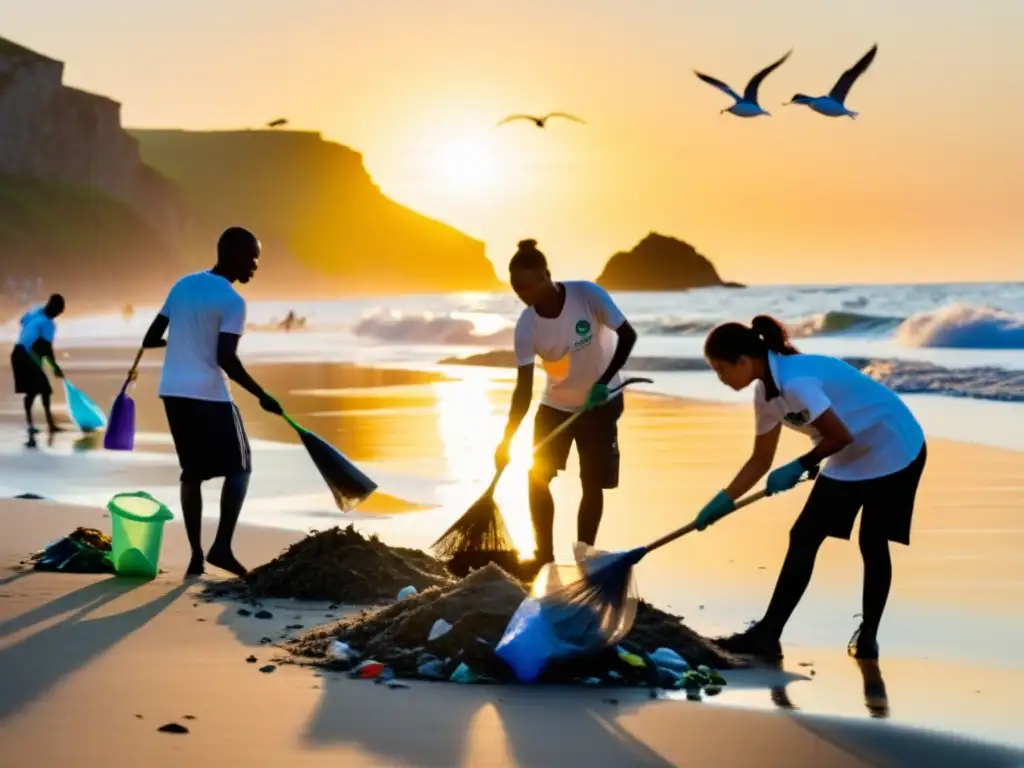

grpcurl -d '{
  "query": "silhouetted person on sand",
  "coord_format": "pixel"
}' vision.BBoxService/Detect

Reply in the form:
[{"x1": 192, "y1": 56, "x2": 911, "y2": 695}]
[
  {"x1": 142, "y1": 227, "x2": 283, "y2": 577},
  {"x1": 494, "y1": 239, "x2": 637, "y2": 565},
  {"x1": 698, "y1": 316, "x2": 927, "y2": 661},
  {"x1": 11, "y1": 293, "x2": 65, "y2": 438}
]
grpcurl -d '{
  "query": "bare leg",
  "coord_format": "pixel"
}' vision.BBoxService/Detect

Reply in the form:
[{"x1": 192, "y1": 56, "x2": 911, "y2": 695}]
[
  {"x1": 181, "y1": 481, "x2": 205, "y2": 576},
  {"x1": 207, "y1": 472, "x2": 250, "y2": 577}
]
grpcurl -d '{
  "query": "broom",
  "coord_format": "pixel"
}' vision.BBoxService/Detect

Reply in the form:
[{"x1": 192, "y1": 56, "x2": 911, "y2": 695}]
[
  {"x1": 431, "y1": 376, "x2": 654, "y2": 574},
  {"x1": 496, "y1": 467, "x2": 820, "y2": 682}
]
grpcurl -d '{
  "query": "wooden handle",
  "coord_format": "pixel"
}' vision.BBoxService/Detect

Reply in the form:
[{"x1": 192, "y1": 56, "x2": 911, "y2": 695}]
[
  {"x1": 644, "y1": 469, "x2": 820, "y2": 553},
  {"x1": 119, "y1": 347, "x2": 146, "y2": 394}
]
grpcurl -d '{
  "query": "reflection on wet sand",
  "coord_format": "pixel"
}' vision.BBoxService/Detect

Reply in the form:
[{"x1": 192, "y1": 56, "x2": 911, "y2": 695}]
[{"x1": 857, "y1": 659, "x2": 889, "y2": 719}]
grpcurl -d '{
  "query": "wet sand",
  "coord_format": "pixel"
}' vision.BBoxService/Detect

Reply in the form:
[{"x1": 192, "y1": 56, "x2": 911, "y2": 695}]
[
  {"x1": 2, "y1": 499, "x2": 1023, "y2": 767},
  {"x1": 2, "y1": 348, "x2": 1024, "y2": 763}
]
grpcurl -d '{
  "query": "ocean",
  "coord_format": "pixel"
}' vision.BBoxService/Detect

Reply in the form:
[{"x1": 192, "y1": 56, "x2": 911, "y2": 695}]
[{"x1": 9, "y1": 281, "x2": 1023, "y2": 451}]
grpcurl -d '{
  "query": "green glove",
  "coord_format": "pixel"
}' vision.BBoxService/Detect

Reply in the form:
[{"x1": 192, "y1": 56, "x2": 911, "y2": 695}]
[
  {"x1": 583, "y1": 382, "x2": 610, "y2": 411},
  {"x1": 695, "y1": 490, "x2": 736, "y2": 531}
]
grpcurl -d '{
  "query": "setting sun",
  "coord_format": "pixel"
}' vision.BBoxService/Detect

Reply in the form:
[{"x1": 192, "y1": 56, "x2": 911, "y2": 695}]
[{"x1": 432, "y1": 137, "x2": 498, "y2": 191}]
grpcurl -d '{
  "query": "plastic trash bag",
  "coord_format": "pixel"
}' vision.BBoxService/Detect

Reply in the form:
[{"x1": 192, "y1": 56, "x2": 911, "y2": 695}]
[
  {"x1": 31, "y1": 527, "x2": 114, "y2": 574},
  {"x1": 64, "y1": 380, "x2": 107, "y2": 433},
  {"x1": 496, "y1": 543, "x2": 639, "y2": 683}
]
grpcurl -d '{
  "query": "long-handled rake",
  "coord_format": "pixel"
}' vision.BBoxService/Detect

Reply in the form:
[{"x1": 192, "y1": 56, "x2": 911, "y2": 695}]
[
  {"x1": 496, "y1": 468, "x2": 819, "y2": 682},
  {"x1": 431, "y1": 376, "x2": 654, "y2": 577}
]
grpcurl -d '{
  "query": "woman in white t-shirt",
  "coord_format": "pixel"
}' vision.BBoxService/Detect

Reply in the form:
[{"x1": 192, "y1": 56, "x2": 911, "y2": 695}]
[
  {"x1": 696, "y1": 315, "x2": 927, "y2": 661},
  {"x1": 494, "y1": 239, "x2": 637, "y2": 566}
]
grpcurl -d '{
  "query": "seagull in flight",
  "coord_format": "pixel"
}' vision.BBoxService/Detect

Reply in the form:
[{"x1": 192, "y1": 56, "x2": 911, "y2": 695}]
[
  {"x1": 694, "y1": 50, "x2": 792, "y2": 117},
  {"x1": 785, "y1": 44, "x2": 878, "y2": 118},
  {"x1": 266, "y1": 118, "x2": 288, "y2": 128},
  {"x1": 497, "y1": 112, "x2": 586, "y2": 128}
]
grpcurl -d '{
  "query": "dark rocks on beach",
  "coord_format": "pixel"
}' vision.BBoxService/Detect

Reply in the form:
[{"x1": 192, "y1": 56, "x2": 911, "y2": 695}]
[
  {"x1": 14, "y1": 493, "x2": 45, "y2": 500},
  {"x1": 237, "y1": 608, "x2": 252, "y2": 617},
  {"x1": 259, "y1": 665, "x2": 276, "y2": 673},
  {"x1": 285, "y1": 624, "x2": 304, "y2": 630},
  {"x1": 246, "y1": 655, "x2": 258, "y2": 663},
  {"x1": 254, "y1": 610, "x2": 273, "y2": 620}
]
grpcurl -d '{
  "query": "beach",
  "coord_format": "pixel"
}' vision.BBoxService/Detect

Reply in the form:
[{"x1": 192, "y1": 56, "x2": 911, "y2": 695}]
[{"x1": 2, "y1": 348, "x2": 1024, "y2": 767}]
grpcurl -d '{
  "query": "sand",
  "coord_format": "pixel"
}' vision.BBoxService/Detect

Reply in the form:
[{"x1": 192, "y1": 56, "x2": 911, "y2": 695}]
[
  {"x1": 3, "y1": 500, "x2": 1023, "y2": 767},
  {"x1": 2, "y1": 352, "x2": 1024, "y2": 764}
]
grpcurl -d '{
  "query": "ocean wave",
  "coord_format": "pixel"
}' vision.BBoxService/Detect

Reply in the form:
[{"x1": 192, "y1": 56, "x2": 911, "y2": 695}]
[
  {"x1": 439, "y1": 351, "x2": 1024, "y2": 402},
  {"x1": 353, "y1": 310, "x2": 514, "y2": 346},
  {"x1": 787, "y1": 310, "x2": 902, "y2": 338},
  {"x1": 896, "y1": 303, "x2": 1024, "y2": 349},
  {"x1": 639, "y1": 310, "x2": 901, "y2": 339}
]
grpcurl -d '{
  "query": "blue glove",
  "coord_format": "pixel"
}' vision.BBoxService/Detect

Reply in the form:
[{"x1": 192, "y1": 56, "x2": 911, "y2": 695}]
[
  {"x1": 766, "y1": 459, "x2": 806, "y2": 495},
  {"x1": 583, "y1": 382, "x2": 610, "y2": 411},
  {"x1": 695, "y1": 490, "x2": 736, "y2": 531}
]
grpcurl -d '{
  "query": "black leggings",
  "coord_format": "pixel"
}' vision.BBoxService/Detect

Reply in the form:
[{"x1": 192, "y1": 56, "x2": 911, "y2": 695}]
[{"x1": 759, "y1": 445, "x2": 927, "y2": 640}]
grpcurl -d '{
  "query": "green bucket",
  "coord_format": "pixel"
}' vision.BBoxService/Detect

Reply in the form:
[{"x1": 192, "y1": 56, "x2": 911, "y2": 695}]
[{"x1": 107, "y1": 492, "x2": 174, "y2": 578}]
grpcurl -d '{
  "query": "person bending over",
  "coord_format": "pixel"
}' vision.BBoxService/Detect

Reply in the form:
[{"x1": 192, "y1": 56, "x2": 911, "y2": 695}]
[
  {"x1": 697, "y1": 315, "x2": 927, "y2": 660},
  {"x1": 494, "y1": 239, "x2": 638, "y2": 565},
  {"x1": 10, "y1": 294, "x2": 66, "y2": 436}
]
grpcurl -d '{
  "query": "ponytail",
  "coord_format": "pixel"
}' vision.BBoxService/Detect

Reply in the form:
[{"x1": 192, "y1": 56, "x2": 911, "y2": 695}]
[
  {"x1": 704, "y1": 314, "x2": 799, "y2": 363},
  {"x1": 750, "y1": 315, "x2": 799, "y2": 355}
]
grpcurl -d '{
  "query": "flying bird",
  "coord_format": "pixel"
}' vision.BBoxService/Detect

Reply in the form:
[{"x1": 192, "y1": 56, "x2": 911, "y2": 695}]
[
  {"x1": 497, "y1": 112, "x2": 586, "y2": 128},
  {"x1": 785, "y1": 44, "x2": 878, "y2": 118},
  {"x1": 694, "y1": 50, "x2": 792, "y2": 117},
  {"x1": 266, "y1": 118, "x2": 288, "y2": 128}
]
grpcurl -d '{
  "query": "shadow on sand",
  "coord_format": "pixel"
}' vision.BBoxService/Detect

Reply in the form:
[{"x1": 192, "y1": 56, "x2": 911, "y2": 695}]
[
  {"x1": 302, "y1": 677, "x2": 675, "y2": 768},
  {"x1": 0, "y1": 576, "x2": 187, "y2": 721}
]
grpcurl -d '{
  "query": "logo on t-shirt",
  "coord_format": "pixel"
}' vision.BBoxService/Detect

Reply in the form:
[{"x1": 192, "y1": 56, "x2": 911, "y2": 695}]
[
  {"x1": 575, "y1": 319, "x2": 591, "y2": 336},
  {"x1": 784, "y1": 409, "x2": 811, "y2": 427}
]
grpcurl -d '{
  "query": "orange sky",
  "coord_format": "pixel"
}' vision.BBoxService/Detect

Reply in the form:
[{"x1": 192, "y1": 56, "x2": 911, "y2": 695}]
[{"x1": 7, "y1": 0, "x2": 1023, "y2": 284}]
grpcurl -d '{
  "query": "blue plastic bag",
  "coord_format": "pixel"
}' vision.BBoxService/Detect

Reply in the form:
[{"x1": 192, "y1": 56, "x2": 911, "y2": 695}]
[
  {"x1": 496, "y1": 544, "x2": 638, "y2": 683},
  {"x1": 64, "y1": 380, "x2": 108, "y2": 433}
]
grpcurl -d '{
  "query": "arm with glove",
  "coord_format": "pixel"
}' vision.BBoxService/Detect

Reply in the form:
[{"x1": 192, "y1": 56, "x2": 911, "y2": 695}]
[{"x1": 583, "y1": 284, "x2": 637, "y2": 411}]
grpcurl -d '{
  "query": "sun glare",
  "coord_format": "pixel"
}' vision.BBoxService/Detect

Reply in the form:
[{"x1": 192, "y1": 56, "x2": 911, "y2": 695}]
[{"x1": 433, "y1": 138, "x2": 497, "y2": 191}]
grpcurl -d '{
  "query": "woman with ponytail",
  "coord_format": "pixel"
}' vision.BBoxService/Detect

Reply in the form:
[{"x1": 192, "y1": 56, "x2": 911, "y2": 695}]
[{"x1": 697, "y1": 315, "x2": 927, "y2": 660}]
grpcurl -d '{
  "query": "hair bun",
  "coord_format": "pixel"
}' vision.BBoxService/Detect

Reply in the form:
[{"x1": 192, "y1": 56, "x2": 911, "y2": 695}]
[{"x1": 517, "y1": 238, "x2": 539, "y2": 252}]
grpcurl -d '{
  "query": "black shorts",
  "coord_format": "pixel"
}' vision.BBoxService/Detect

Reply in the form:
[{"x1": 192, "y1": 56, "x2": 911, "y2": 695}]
[
  {"x1": 793, "y1": 443, "x2": 928, "y2": 546},
  {"x1": 11, "y1": 345, "x2": 50, "y2": 396},
  {"x1": 162, "y1": 396, "x2": 252, "y2": 483},
  {"x1": 532, "y1": 394, "x2": 624, "y2": 489}
]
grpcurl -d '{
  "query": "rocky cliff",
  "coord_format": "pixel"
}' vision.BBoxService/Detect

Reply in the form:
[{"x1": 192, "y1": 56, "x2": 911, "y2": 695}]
[
  {"x1": 0, "y1": 35, "x2": 498, "y2": 318},
  {"x1": 596, "y1": 232, "x2": 741, "y2": 291},
  {"x1": 0, "y1": 36, "x2": 185, "y2": 241},
  {"x1": 130, "y1": 129, "x2": 500, "y2": 297},
  {"x1": 0, "y1": 36, "x2": 186, "y2": 316}
]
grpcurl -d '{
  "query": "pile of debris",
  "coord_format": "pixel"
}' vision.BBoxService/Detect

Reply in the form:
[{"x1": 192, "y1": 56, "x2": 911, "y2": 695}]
[
  {"x1": 31, "y1": 527, "x2": 114, "y2": 573},
  {"x1": 203, "y1": 525, "x2": 455, "y2": 604},
  {"x1": 286, "y1": 563, "x2": 743, "y2": 691}
]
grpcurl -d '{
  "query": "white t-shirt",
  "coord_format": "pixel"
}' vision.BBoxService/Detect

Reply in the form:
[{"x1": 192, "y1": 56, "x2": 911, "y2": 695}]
[
  {"x1": 157, "y1": 271, "x2": 247, "y2": 402},
  {"x1": 514, "y1": 281, "x2": 627, "y2": 411},
  {"x1": 17, "y1": 307, "x2": 56, "y2": 349},
  {"x1": 754, "y1": 352, "x2": 925, "y2": 481}
]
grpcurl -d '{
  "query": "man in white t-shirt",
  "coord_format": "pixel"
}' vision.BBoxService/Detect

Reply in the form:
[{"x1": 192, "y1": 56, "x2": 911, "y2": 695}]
[
  {"x1": 141, "y1": 226, "x2": 282, "y2": 578},
  {"x1": 494, "y1": 239, "x2": 638, "y2": 566},
  {"x1": 10, "y1": 293, "x2": 66, "y2": 437}
]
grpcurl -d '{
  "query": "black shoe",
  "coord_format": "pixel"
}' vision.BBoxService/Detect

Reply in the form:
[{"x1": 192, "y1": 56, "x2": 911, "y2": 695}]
[
  {"x1": 713, "y1": 623, "x2": 783, "y2": 659},
  {"x1": 847, "y1": 624, "x2": 879, "y2": 660}
]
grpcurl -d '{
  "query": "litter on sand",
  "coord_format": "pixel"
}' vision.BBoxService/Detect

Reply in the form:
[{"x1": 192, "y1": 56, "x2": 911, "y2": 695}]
[
  {"x1": 286, "y1": 562, "x2": 742, "y2": 691},
  {"x1": 30, "y1": 527, "x2": 114, "y2": 573}
]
